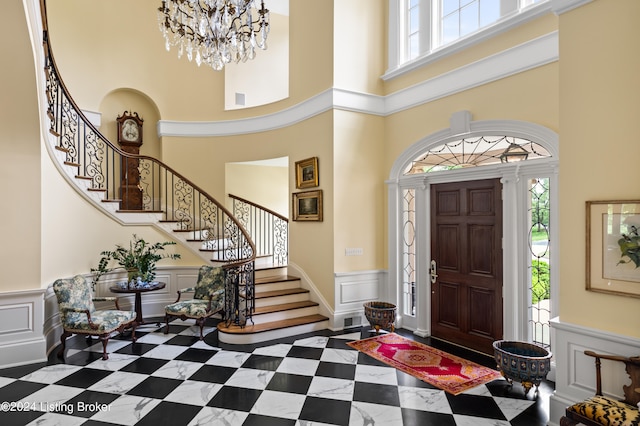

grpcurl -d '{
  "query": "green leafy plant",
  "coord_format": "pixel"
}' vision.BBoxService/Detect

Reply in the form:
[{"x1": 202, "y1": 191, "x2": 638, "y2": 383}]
[
  {"x1": 531, "y1": 259, "x2": 550, "y2": 304},
  {"x1": 618, "y1": 225, "x2": 640, "y2": 268},
  {"x1": 91, "y1": 234, "x2": 181, "y2": 285}
]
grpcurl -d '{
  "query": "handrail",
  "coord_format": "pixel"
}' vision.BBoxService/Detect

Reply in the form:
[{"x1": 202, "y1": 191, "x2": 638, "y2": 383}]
[
  {"x1": 39, "y1": 0, "x2": 255, "y2": 326},
  {"x1": 229, "y1": 194, "x2": 288, "y2": 266}
]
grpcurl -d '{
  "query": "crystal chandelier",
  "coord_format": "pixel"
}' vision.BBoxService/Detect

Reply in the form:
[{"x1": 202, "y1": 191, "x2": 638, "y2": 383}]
[{"x1": 158, "y1": 0, "x2": 270, "y2": 71}]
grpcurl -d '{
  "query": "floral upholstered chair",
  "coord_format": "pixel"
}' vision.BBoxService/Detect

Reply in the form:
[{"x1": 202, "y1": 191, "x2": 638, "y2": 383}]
[
  {"x1": 53, "y1": 275, "x2": 137, "y2": 360},
  {"x1": 164, "y1": 265, "x2": 225, "y2": 340}
]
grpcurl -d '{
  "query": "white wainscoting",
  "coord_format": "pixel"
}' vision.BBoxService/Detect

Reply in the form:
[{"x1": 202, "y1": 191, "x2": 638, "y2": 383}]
[
  {"x1": 549, "y1": 317, "x2": 640, "y2": 426},
  {"x1": 0, "y1": 289, "x2": 47, "y2": 368},
  {"x1": 334, "y1": 270, "x2": 387, "y2": 330}
]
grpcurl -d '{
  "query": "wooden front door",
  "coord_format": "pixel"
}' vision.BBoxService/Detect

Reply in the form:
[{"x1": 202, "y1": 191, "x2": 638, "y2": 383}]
[{"x1": 430, "y1": 178, "x2": 503, "y2": 354}]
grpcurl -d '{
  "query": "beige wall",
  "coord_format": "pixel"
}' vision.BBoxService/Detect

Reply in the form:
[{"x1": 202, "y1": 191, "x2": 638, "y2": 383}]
[
  {"x1": 558, "y1": 0, "x2": 640, "y2": 338},
  {"x1": 225, "y1": 163, "x2": 289, "y2": 218},
  {"x1": 0, "y1": 1, "x2": 41, "y2": 292}
]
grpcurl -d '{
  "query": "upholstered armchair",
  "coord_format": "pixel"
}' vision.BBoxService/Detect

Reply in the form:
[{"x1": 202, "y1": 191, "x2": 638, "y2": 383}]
[
  {"x1": 164, "y1": 265, "x2": 225, "y2": 339},
  {"x1": 53, "y1": 275, "x2": 137, "y2": 360}
]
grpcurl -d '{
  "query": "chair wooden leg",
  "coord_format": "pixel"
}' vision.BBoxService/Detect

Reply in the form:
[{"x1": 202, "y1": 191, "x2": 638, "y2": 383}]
[
  {"x1": 559, "y1": 415, "x2": 579, "y2": 426},
  {"x1": 57, "y1": 331, "x2": 71, "y2": 358},
  {"x1": 164, "y1": 315, "x2": 170, "y2": 335},
  {"x1": 99, "y1": 335, "x2": 109, "y2": 360},
  {"x1": 196, "y1": 318, "x2": 205, "y2": 340}
]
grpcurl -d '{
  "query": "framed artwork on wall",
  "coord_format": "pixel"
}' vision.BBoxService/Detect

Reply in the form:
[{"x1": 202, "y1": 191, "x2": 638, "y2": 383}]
[
  {"x1": 295, "y1": 157, "x2": 319, "y2": 189},
  {"x1": 586, "y1": 200, "x2": 640, "y2": 298},
  {"x1": 293, "y1": 190, "x2": 323, "y2": 221}
]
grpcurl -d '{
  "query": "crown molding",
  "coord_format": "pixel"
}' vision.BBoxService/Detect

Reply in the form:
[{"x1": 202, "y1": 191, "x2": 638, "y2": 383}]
[
  {"x1": 157, "y1": 31, "x2": 558, "y2": 138},
  {"x1": 551, "y1": 0, "x2": 593, "y2": 15}
]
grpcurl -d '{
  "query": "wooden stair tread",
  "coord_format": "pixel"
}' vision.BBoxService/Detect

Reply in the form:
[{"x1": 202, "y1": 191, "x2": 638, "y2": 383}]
[
  {"x1": 255, "y1": 275, "x2": 300, "y2": 285},
  {"x1": 116, "y1": 210, "x2": 163, "y2": 213},
  {"x1": 255, "y1": 288, "x2": 309, "y2": 299},
  {"x1": 253, "y1": 300, "x2": 318, "y2": 315},
  {"x1": 218, "y1": 314, "x2": 328, "y2": 334}
]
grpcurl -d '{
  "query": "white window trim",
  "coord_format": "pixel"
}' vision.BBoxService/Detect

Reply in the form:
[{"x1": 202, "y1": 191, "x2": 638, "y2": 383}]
[{"x1": 385, "y1": 0, "x2": 553, "y2": 81}]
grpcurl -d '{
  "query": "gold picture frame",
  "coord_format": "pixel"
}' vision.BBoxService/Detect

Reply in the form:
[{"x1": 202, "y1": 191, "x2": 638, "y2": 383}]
[
  {"x1": 295, "y1": 157, "x2": 319, "y2": 189},
  {"x1": 586, "y1": 200, "x2": 640, "y2": 298},
  {"x1": 293, "y1": 190, "x2": 323, "y2": 221}
]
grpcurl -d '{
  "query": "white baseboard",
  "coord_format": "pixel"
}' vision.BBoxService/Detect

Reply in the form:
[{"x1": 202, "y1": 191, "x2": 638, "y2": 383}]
[
  {"x1": 0, "y1": 289, "x2": 47, "y2": 368},
  {"x1": 548, "y1": 318, "x2": 640, "y2": 426}
]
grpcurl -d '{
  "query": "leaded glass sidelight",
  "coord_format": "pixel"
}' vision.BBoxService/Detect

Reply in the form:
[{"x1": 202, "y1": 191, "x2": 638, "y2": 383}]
[
  {"x1": 402, "y1": 188, "x2": 417, "y2": 317},
  {"x1": 529, "y1": 177, "x2": 551, "y2": 348}
]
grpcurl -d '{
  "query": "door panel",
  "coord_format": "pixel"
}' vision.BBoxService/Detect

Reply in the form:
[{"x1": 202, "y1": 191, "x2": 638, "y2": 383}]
[{"x1": 431, "y1": 178, "x2": 503, "y2": 354}]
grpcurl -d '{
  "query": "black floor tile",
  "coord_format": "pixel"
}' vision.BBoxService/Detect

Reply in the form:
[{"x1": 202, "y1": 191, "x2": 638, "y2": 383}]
[
  {"x1": 188, "y1": 364, "x2": 236, "y2": 383},
  {"x1": 0, "y1": 380, "x2": 47, "y2": 402},
  {"x1": 266, "y1": 372, "x2": 313, "y2": 394},
  {"x1": 315, "y1": 361, "x2": 356, "y2": 380},
  {"x1": 164, "y1": 334, "x2": 201, "y2": 346},
  {"x1": 61, "y1": 390, "x2": 121, "y2": 418},
  {"x1": 207, "y1": 386, "x2": 262, "y2": 411},
  {"x1": 119, "y1": 357, "x2": 168, "y2": 375},
  {"x1": 353, "y1": 381, "x2": 401, "y2": 406},
  {"x1": 0, "y1": 409, "x2": 44, "y2": 424},
  {"x1": 286, "y1": 345, "x2": 324, "y2": 360},
  {"x1": 298, "y1": 396, "x2": 352, "y2": 426},
  {"x1": 447, "y1": 392, "x2": 507, "y2": 419},
  {"x1": 174, "y1": 347, "x2": 217, "y2": 363},
  {"x1": 135, "y1": 401, "x2": 202, "y2": 426},
  {"x1": 401, "y1": 407, "x2": 457, "y2": 425},
  {"x1": 243, "y1": 413, "x2": 297, "y2": 426},
  {"x1": 241, "y1": 354, "x2": 283, "y2": 371},
  {"x1": 126, "y1": 376, "x2": 183, "y2": 399},
  {"x1": 115, "y1": 342, "x2": 157, "y2": 356},
  {"x1": 54, "y1": 368, "x2": 113, "y2": 388}
]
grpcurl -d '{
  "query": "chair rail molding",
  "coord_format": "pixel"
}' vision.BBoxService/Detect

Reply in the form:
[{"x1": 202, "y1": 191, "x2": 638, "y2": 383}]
[
  {"x1": 548, "y1": 317, "x2": 640, "y2": 426},
  {"x1": 0, "y1": 289, "x2": 47, "y2": 368},
  {"x1": 334, "y1": 270, "x2": 388, "y2": 331}
]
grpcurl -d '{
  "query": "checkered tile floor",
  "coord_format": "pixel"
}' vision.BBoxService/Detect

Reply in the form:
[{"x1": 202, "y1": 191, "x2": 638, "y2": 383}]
[{"x1": 0, "y1": 319, "x2": 552, "y2": 425}]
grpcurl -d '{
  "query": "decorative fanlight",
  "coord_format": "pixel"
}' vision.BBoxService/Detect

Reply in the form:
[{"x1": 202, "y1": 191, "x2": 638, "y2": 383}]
[{"x1": 500, "y1": 142, "x2": 529, "y2": 163}]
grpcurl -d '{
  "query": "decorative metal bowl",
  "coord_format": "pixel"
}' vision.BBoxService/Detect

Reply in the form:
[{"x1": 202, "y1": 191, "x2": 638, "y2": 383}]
[
  {"x1": 363, "y1": 301, "x2": 397, "y2": 334},
  {"x1": 493, "y1": 340, "x2": 552, "y2": 395}
]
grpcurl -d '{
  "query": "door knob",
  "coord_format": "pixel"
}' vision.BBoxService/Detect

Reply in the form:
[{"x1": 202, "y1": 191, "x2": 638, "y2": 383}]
[{"x1": 430, "y1": 260, "x2": 438, "y2": 284}]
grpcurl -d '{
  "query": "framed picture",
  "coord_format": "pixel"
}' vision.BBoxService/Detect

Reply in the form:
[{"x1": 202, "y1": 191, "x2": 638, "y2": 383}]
[
  {"x1": 586, "y1": 200, "x2": 640, "y2": 298},
  {"x1": 293, "y1": 190, "x2": 323, "y2": 221},
  {"x1": 295, "y1": 157, "x2": 319, "y2": 189}
]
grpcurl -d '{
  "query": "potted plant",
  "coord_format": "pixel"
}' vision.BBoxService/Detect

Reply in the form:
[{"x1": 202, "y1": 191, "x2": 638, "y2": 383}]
[{"x1": 91, "y1": 234, "x2": 181, "y2": 286}]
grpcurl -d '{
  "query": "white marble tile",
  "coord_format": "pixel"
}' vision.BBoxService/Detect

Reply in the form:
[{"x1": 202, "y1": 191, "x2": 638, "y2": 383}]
[
  {"x1": 24, "y1": 384, "x2": 84, "y2": 412},
  {"x1": 331, "y1": 332, "x2": 362, "y2": 341},
  {"x1": 205, "y1": 350, "x2": 251, "y2": 368},
  {"x1": 164, "y1": 380, "x2": 221, "y2": 406},
  {"x1": 178, "y1": 325, "x2": 215, "y2": 338},
  {"x1": 187, "y1": 407, "x2": 249, "y2": 426},
  {"x1": 89, "y1": 395, "x2": 161, "y2": 425},
  {"x1": 134, "y1": 332, "x2": 175, "y2": 345},
  {"x1": 350, "y1": 401, "x2": 404, "y2": 426},
  {"x1": 452, "y1": 414, "x2": 511, "y2": 426},
  {"x1": 87, "y1": 371, "x2": 148, "y2": 394},
  {"x1": 140, "y1": 344, "x2": 188, "y2": 360},
  {"x1": 461, "y1": 384, "x2": 492, "y2": 397},
  {"x1": 398, "y1": 386, "x2": 452, "y2": 414},
  {"x1": 320, "y1": 348, "x2": 358, "y2": 365},
  {"x1": 276, "y1": 357, "x2": 320, "y2": 376},
  {"x1": 150, "y1": 360, "x2": 203, "y2": 380},
  {"x1": 225, "y1": 368, "x2": 274, "y2": 390},
  {"x1": 26, "y1": 412, "x2": 87, "y2": 425},
  {"x1": 20, "y1": 365, "x2": 82, "y2": 384},
  {"x1": 85, "y1": 353, "x2": 138, "y2": 371},
  {"x1": 253, "y1": 343, "x2": 293, "y2": 357},
  {"x1": 307, "y1": 376, "x2": 354, "y2": 401},
  {"x1": 355, "y1": 364, "x2": 398, "y2": 385},
  {"x1": 293, "y1": 336, "x2": 329, "y2": 348},
  {"x1": 87, "y1": 339, "x2": 131, "y2": 354},
  {"x1": 493, "y1": 396, "x2": 535, "y2": 421},
  {"x1": 189, "y1": 340, "x2": 219, "y2": 351},
  {"x1": 295, "y1": 421, "x2": 337, "y2": 426},
  {"x1": 0, "y1": 376, "x2": 15, "y2": 388},
  {"x1": 250, "y1": 390, "x2": 306, "y2": 419}
]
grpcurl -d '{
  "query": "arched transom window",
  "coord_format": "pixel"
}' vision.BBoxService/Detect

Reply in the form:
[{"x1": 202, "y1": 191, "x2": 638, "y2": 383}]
[{"x1": 403, "y1": 136, "x2": 551, "y2": 175}]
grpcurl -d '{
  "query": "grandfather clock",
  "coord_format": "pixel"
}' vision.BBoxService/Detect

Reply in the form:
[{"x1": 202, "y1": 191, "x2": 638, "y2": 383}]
[{"x1": 116, "y1": 111, "x2": 144, "y2": 210}]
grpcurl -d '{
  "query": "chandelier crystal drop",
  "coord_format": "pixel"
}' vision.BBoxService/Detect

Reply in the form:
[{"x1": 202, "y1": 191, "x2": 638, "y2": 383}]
[{"x1": 158, "y1": 0, "x2": 270, "y2": 71}]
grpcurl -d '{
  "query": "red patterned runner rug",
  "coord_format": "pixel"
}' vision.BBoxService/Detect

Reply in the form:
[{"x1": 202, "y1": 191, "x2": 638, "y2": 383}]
[{"x1": 347, "y1": 333, "x2": 502, "y2": 395}]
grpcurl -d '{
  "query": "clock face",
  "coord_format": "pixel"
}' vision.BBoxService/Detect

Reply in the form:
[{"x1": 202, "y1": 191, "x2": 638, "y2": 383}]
[{"x1": 122, "y1": 119, "x2": 139, "y2": 142}]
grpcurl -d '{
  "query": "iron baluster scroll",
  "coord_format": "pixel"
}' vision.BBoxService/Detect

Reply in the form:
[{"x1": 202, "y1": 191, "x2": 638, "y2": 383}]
[{"x1": 41, "y1": 12, "x2": 255, "y2": 328}]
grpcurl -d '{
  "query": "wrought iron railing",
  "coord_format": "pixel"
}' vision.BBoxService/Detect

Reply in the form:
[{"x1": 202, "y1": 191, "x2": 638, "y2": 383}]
[
  {"x1": 230, "y1": 194, "x2": 288, "y2": 267},
  {"x1": 39, "y1": 0, "x2": 255, "y2": 327}
]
